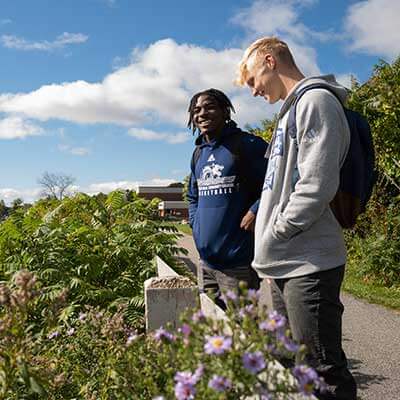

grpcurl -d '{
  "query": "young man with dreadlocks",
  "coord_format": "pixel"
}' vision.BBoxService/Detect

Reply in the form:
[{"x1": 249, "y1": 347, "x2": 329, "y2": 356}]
[{"x1": 187, "y1": 88, "x2": 268, "y2": 309}]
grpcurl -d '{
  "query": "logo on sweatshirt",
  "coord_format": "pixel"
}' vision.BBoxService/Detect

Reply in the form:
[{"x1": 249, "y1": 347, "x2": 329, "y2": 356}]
[
  {"x1": 207, "y1": 154, "x2": 216, "y2": 162},
  {"x1": 304, "y1": 128, "x2": 319, "y2": 143},
  {"x1": 197, "y1": 162, "x2": 236, "y2": 197},
  {"x1": 201, "y1": 163, "x2": 224, "y2": 180},
  {"x1": 264, "y1": 128, "x2": 284, "y2": 191}
]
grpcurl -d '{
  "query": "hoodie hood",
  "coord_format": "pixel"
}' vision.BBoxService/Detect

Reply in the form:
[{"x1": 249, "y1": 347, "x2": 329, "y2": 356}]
[
  {"x1": 279, "y1": 74, "x2": 349, "y2": 117},
  {"x1": 194, "y1": 120, "x2": 242, "y2": 147}
]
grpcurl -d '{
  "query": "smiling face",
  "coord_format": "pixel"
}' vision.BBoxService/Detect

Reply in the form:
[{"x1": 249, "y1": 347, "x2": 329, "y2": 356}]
[
  {"x1": 245, "y1": 53, "x2": 283, "y2": 104},
  {"x1": 192, "y1": 95, "x2": 227, "y2": 137}
]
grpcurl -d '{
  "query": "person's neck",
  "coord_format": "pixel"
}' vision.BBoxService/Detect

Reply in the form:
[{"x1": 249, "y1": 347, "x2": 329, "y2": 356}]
[
  {"x1": 205, "y1": 132, "x2": 219, "y2": 143},
  {"x1": 280, "y1": 68, "x2": 305, "y2": 100},
  {"x1": 204, "y1": 125, "x2": 226, "y2": 143}
]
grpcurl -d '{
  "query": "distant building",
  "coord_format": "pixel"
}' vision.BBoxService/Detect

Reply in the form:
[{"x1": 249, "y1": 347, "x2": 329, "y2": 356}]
[
  {"x1": 136, "y1": 185, "x2": 183, "y2": 201},
  {"x1": 158, "y1": 200, "x2": 188, "y2": 219},
  {"x1": 136, "y1": 185, "x2": 188, "y2": 219}
]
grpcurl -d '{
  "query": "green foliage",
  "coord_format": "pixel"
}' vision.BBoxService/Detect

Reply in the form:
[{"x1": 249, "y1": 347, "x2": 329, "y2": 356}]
[
  {"x1": 344, "y1": 57, "x2": 400, "y2": 291},
  {"x1": 0, "y1": 276, "x2": 323, "y2": 399},
  {"x1": 0, "y1": 191, "x2": 183, "y2": 326},
  {"x1": 348, "y1": 57, "x2": 400, "y2": 192},
  {"x1": 245, "y1": 117, "x2": 277, "y2": 143},
  {"x1": 182, "y1": 174, "x2": 190, "y2": 203},
  {"x1": 346, "y1": 201, "x2": 400, "y2": 288}
]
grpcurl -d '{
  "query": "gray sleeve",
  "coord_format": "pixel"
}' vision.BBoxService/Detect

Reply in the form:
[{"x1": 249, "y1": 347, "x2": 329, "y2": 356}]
[{"x1": 273, "y1": 90, "x2": 350, "y2": 240}]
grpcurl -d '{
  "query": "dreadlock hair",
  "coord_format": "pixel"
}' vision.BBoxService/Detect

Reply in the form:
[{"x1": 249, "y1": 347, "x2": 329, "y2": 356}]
[{"x1": 187, "y1": 88, "x2": 236, "y2": 134}]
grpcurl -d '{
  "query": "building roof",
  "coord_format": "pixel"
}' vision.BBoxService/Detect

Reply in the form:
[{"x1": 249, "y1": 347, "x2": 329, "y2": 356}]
[
  {"x1": 136, "y1": 186, "x2": 183, "y2": 194},
  {"x1": 158, "y1": 201, "x2": 188, "y2": 210}
]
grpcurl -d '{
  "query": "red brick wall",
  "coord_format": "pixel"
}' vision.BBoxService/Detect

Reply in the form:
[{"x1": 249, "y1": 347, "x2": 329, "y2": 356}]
[{"x1": 138, "y1": 192, "x2": 183, "y2": 201}]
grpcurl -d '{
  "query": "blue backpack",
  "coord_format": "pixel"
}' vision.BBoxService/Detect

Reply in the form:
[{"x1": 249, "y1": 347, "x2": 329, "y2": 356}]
[{"x1": 287, "y1": 83, "x2": 377, "y2": 229}]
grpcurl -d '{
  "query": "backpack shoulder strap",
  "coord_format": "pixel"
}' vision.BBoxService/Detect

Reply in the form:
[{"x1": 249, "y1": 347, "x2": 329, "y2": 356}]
[
  {"x1": 190, "y1": 146, "x2": 202, "y2": 173},
  {"x1": 230, "y1": 130, "x2": 261, "y2": 201},
  {"x1": 287, "y1": 83, "x2": 344, "y2": 146},
  {"x1": 229, "y1": 129, "x2": 243, "y2": 161}
]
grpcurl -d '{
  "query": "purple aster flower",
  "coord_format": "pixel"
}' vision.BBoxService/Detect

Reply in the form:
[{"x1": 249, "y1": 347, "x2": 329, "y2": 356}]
[
  {"x1": 193, "y1": 364, "x2": 204, "y2": 381},
  {"x1": 78, "y1": 312, "x2": 87, "y2": 321},
  {"x1": 277, "y1": 332, "x2": 300, "y2": 353},
  {"x1": 179, "y1": 323, "x2": 192, "y2": 337},
  {"x1": 174, "y1": 368, "x2": 202, "y2": 400},
  {"x1": 192, "y1": 310, "x2": 205, "y2": 323},
  {"x1": 239, "y1": 304, "x2": 256, "y2": 319},
  {"x1": 292, "y1": 365, "x2": 322, "y2": 395},
  {"x1": 247, "y1": 289, "x2": 260, "y2": 301},
  {"x1": 175, "y1": 371, "x2": 198, "y2": 386},
  {"x1": 242, "y1": 351, "x2": 266, "y2": 374},
  {"x1": 154, "y1": 327, "x2": 175, "y2": 342},
  {"x1": 66, "y1": 327, "x2": 75, "y2": 336},
  {"x1": 238, "y1": 307, "x2": 247, "y2": 319},
  {"x1": 204, "y1": 335, "x2": 232, "y2": 355},
  {"x1": 48, "y1": 330, "x2": 60, "y2": 340},
  {"x1": 126, "y1": 333, "x2": 138, "y2": 346},
  {"x1": 225, "y1": 289, "x2": 238, "y2": 302},
  {"x1": 259, "y1": 310, "x2": 286, "y2": 332},
  {"x1": 208, "y1": 375, "x2": 232, "y2": 392},
  {"x1": 174, "y1": 382, "x2": 196, "y2": 400},
  {"x1": 265, "y1": 343, "x2": 280, "y2": 357}
]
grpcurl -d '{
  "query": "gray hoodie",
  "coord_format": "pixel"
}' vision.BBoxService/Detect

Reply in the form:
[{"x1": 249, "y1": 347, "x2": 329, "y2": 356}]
[{"x1": 252, "y1": 75, "x2": 351, "y2": 278}]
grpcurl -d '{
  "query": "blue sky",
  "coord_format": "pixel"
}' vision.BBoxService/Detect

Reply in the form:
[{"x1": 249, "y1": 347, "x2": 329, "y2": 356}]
[{"x1": 0, "y1": 0, "x2": 399, "y2": 203}]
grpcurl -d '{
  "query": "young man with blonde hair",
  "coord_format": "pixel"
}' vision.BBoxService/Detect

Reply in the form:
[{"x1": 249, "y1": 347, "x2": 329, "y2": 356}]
[{"x1": 237, "y1": 37, "x2": 357, "y2": 400}]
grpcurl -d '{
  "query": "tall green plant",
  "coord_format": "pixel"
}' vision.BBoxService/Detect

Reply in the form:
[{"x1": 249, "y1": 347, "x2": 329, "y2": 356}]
[
  {"x1": 348, "y1": 57, "x2": 400, "y2": 194},
  {"x1": 0, "y1": 191, "x2": 183, "y2": 325}
]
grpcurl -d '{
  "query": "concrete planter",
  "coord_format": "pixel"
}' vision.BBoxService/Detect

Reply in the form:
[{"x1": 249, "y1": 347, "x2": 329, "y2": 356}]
[{"x1": 145, "y1": 276, "x2": 198, "y2": 331}]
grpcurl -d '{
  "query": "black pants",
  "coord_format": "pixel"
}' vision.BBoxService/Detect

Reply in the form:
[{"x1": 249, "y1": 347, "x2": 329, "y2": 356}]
[
  {"x1": 198, "y1": 259, "x2": 260, "y2": 309},
  {"x1": 271, "y1": 266, "x2": 357, "y2": 400}
]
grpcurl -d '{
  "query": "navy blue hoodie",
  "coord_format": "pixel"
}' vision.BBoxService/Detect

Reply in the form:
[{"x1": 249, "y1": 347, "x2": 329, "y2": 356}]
[{"x1": 187, "y1": 121, "x2": 268, "y2": 269}]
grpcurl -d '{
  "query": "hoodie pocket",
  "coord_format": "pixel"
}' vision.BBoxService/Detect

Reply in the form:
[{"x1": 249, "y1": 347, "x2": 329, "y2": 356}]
[{"x1": 270, "y1": 203, "x2": 289, "y2": 241}]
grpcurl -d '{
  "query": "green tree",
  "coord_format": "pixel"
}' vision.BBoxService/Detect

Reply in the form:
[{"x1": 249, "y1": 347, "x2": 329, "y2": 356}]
[{"x1": 348, "y1": 57, "x2": 400, "y2": 195}]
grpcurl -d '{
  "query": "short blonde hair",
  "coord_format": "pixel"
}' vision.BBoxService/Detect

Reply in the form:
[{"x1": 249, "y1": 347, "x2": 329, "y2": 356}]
[{"x1": 236, "y1": 37, "x2": 296, "y2": 86}]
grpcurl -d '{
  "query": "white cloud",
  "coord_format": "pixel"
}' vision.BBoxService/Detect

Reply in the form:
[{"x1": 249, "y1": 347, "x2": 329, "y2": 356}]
[
  {"x1": 232, "y1": 0, "x2": 309, "y2": 42},
  {"x1": 0, "y1": 19, "x2": 12, "y2": 25},
  {"x1": 0, "y1": 178, "x2": 179, "y2": 204},
  {"x1": 1, "y1": 32, "x2": 88, "y2": 51},
  {"x1": 0, "y1": 116, "x2": 43, "y2": 139},
  {"x1": 128, "y1": 128, "x2": 189, "y2": 144},
  {"x1": 58, "y1": 144, "x2": 91, "y2": 156},
  {"x1": 0, "y1": 187, "x2": 41, "y2": 204},
  {"x1": 231, "y1": 93, "x2": 281, "y2": 127},
  {"x1": 231, "y1": 0, "x2": 321, "y2": 76},
  {"x1": 0, "y1": 38, "x2": 270, "y2": 128},
  {"x1": 344, "y1": 0, "x2": 400, "y2": 60},
  {"x1": 336, "y1": 73, "x2": 357, "y2": 89},
  {"x1": 81, "y1": 178, "x2": 177, "y2": 195}
]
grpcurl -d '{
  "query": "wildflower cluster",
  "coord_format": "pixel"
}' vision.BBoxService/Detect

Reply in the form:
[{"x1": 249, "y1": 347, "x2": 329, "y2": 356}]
[
  {"x1": 147, "y1": 285, "x2": 324, "y2": 399},
  {"x1": 0, "y1": 273, "x2": 324, "y2": 399}
]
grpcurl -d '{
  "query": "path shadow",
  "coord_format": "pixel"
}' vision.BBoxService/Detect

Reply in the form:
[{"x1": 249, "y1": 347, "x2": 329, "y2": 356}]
[
  {"x1": 177, "y1": 255, "x2": 197, "y2": 275},
  {"x1": 347, "y1": 358, "x2": 388, "y2": 390}
]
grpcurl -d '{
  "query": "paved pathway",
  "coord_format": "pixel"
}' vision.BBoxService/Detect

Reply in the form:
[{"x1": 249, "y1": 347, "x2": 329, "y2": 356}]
[{"x1": 177, "y1": 234, "x2": 400, "y2": 400}]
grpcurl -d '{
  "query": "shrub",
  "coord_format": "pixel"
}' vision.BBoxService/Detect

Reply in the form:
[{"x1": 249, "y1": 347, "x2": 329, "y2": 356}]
[
  {"x1": 1, "y1": 275, "x2": 325, "y2": 399},
  {"x1": 346, "y1": 201, "x2": 400, "y2": 287},
  {"x1": 0, "y1": 191, "x2": 184, "y2": 326}
]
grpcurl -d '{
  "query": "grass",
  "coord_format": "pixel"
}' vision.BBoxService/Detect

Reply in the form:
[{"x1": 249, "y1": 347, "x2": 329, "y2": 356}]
[
  {"x1": 173, "y1": 221, "x2": 400, "y2": 310},
  {"x1": 343, "y1": 262, "x2": 400, "y2": 310},
  {"x1": 175, "y1": 223, "x2": 192, "y2": 235}
]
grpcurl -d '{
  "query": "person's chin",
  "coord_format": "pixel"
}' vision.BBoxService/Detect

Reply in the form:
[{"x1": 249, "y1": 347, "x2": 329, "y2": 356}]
[
  {"x1": 265, "y1": 96, "x2": 278, "y2": 104},
  {"x1": 199, "y1": 127, "x2": 211, "y2": 135}
]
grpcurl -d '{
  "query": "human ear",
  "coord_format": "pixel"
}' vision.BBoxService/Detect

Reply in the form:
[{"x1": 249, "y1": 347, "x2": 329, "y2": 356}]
[{"x1": 265, "y1": 54, "x2": 276, "y2": 70}]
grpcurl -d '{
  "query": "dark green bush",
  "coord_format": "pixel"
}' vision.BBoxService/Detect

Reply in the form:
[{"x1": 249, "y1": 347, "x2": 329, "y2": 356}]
[{"x1": 0, "y1": 191, "x2": 184, "y2": 326}]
